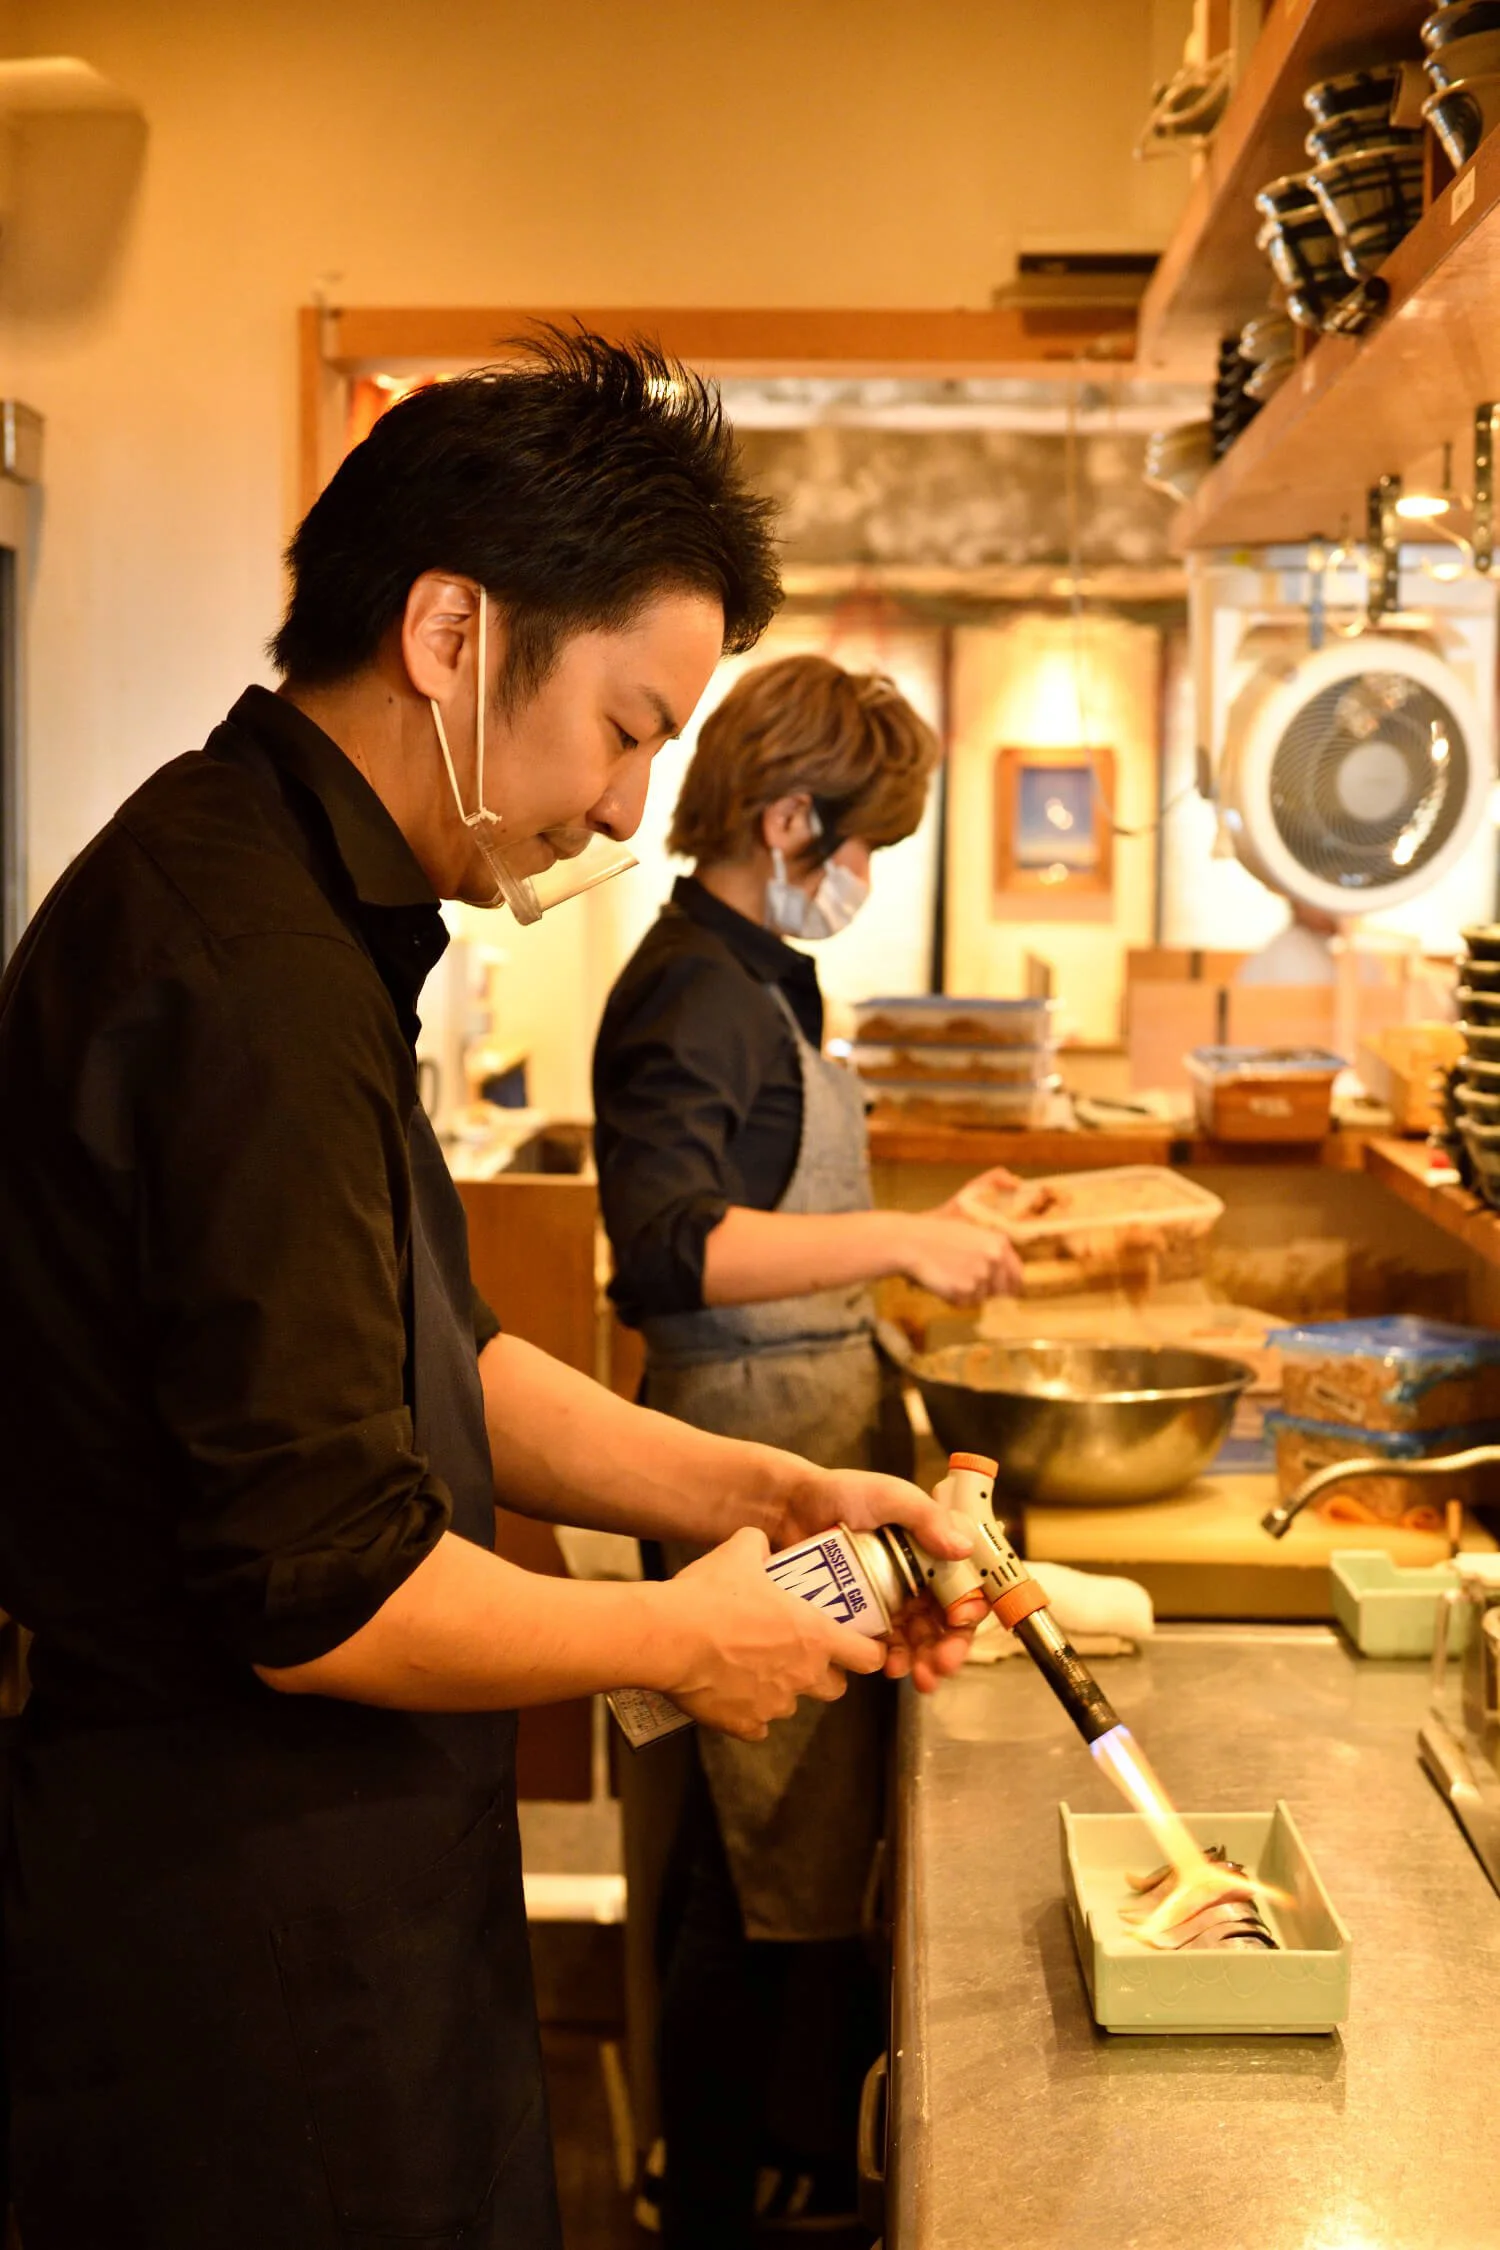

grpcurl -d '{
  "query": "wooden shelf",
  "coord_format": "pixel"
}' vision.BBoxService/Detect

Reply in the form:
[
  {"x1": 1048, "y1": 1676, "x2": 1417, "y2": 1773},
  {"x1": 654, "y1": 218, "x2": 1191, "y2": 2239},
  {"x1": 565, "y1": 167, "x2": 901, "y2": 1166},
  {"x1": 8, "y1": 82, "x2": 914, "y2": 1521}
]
[
  {"x1": 1137, "y1": 0, "x2": 1429, "y2": 375},
  {"x1": 866, "y1": 1123, "x2": 1174, "y2": 1170},
  {"x1": 1171, "y1": 124, "x2": 1500, "y2": 549},
  {"x1": 1366, "y1": 1135, "x2": 1500, "y2": 1263},
  {"x1": 866, "y1": 1122, "x2": 1376, "y2": 1170}
]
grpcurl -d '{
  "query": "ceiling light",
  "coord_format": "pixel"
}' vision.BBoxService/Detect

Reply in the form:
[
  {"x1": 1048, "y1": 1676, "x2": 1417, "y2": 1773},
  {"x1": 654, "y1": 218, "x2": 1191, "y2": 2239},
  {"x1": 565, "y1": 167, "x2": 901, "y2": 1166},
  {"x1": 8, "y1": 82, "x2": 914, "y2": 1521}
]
[{"x1": 1394, "y1": 492, "x2": 1451, "y2": 520}]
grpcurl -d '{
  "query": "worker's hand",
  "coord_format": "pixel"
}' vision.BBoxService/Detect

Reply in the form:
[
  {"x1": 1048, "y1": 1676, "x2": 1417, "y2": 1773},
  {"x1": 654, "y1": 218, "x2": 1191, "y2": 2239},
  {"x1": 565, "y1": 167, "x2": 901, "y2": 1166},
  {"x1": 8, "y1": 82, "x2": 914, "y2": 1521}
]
[
  {"x1": 940, "y1": 1163, "x2": 1021, "y2": 1220},
  {"x1": 890, "y1": 1211, "x2": 1022, "y2": 1303},
  {"x1": 774, "y1": 1468, "x2": 983, "y2": 1693},
  {"x1": 660, "y1": 1526, "x2": 886, "y2": 1742}
]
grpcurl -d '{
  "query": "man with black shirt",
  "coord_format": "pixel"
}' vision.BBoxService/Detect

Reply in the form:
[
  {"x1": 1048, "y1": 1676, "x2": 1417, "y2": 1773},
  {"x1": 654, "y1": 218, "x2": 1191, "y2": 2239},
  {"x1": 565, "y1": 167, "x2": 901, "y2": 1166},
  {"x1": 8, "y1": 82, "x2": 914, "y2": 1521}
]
[{"x1": 0, "y1": 335, "x2": 975, "y2": 2250}]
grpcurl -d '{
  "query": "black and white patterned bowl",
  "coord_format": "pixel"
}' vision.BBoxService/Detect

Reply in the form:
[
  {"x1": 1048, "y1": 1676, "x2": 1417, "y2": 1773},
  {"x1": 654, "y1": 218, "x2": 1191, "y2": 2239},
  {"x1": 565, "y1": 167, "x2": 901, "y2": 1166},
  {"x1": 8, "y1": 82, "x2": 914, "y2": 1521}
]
[
  {"x1": 1424, "y1": 73, "x2": 1500, "y2": 165},
  {"x1": 1424, "y1": 1, "x2": 1500, "y2": 50},
  {"x1": 1304, "y1": 65, "x2": 1405, "y2": 126}
]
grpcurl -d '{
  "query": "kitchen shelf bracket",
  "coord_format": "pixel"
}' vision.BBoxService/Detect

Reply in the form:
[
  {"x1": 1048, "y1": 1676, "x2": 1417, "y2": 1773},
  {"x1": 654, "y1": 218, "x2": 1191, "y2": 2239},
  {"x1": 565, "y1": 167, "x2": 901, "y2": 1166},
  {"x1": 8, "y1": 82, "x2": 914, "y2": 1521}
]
[
  {"x1": 1366, "y1": 475, "x2": 1401, "y2": 622},
  {"x1": 1475, "y1": 404, "x2": 1498, "y2": 574}
]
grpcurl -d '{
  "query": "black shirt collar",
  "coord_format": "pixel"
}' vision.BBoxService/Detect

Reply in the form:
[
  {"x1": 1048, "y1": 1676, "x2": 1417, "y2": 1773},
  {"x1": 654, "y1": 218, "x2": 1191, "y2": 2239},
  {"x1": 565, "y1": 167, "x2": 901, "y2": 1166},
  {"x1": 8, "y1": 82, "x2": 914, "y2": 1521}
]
[
  {"x1": 670, "y1": 874, "x2": 820, "y2": 996},
  {"x1": 220, "y1": 686, "x2": 446, "y2": 1039},
  {"x1": 225, "y1": 686, "x2": 439, "y2": 912}
]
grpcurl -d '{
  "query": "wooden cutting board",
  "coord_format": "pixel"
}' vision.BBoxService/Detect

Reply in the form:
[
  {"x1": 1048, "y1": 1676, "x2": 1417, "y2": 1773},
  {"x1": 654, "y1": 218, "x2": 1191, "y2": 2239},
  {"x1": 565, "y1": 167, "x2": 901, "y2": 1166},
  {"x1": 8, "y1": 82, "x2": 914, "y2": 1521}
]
[{"x1": 1024, "y1": 1473, "x2": 1497, "y2": 1621}]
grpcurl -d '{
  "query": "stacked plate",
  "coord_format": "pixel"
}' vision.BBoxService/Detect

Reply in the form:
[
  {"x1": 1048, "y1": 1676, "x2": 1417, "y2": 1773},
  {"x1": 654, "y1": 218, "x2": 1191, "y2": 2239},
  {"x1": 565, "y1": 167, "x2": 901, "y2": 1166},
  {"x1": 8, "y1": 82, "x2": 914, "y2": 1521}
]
[
  {"x1": 1212, "y1": 333, "x2": 1260, "y2": 456},
  {"x1": 1422, "y1": 3, "x2": 1500, "y2": 170},
  {"x1": 1143, "y1": 419, "x2": 1215, "y2": 502},
  {"x1": 1454, "y1": 924, "x2": 1500, "y2": 1202},
  {"x1": 1238, "y1": 308, "x2": 1295, "y2": 404}
]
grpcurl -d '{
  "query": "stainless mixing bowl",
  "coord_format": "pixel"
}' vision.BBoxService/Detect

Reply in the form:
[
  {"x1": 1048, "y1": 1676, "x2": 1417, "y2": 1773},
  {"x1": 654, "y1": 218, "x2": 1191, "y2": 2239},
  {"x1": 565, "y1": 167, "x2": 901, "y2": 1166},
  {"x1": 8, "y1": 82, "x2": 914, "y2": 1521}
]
[{"x1": 910, "y1": 1341, "x2": 1252, "y2": 1506}]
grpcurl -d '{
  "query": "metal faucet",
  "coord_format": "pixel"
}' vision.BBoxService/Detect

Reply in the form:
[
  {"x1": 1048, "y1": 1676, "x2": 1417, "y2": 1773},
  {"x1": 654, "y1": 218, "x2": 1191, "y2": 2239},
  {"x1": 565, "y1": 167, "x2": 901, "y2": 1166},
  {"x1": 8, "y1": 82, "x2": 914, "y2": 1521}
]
[{"x1": 1260, "y1": 1442, "x2": 1500, "y2": 1540}]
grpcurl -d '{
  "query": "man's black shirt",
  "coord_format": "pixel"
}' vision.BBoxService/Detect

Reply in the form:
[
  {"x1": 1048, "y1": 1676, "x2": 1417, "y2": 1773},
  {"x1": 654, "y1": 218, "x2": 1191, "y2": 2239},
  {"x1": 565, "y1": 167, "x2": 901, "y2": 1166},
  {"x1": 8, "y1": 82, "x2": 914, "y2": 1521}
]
[{"x1": 0, "y1": 686, "x2": 495, "y2": 1719}]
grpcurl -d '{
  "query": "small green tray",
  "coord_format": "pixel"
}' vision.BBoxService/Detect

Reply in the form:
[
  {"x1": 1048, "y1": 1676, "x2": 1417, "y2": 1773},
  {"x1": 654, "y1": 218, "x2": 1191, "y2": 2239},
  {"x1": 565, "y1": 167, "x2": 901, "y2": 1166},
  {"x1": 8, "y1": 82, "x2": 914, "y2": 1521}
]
[
  {"x1": 1060, "y1": 1801, "x2": 1351, "y2": 2035},
  {"x1": 1329, "y1": 1549, "x2": 1469, "y2": 1659}
]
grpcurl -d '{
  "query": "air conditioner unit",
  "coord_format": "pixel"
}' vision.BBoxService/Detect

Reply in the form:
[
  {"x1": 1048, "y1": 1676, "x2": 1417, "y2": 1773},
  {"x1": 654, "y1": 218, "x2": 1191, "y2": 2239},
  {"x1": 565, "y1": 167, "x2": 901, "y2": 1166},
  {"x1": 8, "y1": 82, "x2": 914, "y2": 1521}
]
[{"x1": 1189, "y1": 551, "x2": 1498, "y2": 919}]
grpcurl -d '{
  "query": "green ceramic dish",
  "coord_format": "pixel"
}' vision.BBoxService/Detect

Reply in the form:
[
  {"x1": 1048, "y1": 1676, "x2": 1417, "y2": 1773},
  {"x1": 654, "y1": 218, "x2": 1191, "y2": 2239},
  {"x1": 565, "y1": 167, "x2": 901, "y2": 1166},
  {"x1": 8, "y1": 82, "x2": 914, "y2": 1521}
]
[
  {"x1": 1060, "y1": 1801, "x2": 1351, "y2": 2034},
  {"x1": 1329, "y1": 1549, "x2": 1470, "y2": 1658}
]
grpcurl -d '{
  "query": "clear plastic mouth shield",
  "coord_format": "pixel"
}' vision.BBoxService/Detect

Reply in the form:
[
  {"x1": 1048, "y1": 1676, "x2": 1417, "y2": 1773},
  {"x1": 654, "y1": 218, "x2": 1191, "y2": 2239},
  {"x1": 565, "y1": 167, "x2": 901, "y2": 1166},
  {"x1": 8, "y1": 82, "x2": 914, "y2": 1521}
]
[{"x1": 431, "y1": 596, "x2": 637, "y2": 925}]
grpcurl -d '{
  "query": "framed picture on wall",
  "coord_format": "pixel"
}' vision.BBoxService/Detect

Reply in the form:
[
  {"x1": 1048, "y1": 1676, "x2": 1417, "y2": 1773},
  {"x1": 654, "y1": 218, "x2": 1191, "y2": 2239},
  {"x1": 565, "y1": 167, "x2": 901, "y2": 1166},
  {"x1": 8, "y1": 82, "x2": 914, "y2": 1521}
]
[{"x1": 993, "y1": 745, "x2": 1114, "y2": 904}]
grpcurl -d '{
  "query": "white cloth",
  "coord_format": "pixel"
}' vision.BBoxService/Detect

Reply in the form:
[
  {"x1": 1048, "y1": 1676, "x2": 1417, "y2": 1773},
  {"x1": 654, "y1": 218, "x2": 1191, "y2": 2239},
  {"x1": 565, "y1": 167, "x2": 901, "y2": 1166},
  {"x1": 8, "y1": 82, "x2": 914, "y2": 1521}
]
[{"x1": 968, "y1": 1559, "x2": 1154, "y2": 1664}]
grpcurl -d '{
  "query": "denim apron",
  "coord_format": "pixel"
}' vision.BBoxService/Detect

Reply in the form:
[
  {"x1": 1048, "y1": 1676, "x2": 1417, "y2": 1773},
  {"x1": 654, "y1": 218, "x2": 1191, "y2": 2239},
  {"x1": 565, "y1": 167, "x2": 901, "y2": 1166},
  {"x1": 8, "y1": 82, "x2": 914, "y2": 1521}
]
[{"x1": 640, "y1": 990, "x2": 909, "y2": 1942}]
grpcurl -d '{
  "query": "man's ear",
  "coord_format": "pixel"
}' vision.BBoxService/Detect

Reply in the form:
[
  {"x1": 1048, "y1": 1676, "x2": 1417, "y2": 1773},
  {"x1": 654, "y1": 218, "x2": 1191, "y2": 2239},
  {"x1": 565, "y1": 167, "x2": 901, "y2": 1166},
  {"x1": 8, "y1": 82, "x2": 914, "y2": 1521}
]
[
  {"x1": 400, "y1": 572, "x2": 486, "y2": 703},
  {"x1": 761, "y1": 792, "x2": 815, "y2": 855}
]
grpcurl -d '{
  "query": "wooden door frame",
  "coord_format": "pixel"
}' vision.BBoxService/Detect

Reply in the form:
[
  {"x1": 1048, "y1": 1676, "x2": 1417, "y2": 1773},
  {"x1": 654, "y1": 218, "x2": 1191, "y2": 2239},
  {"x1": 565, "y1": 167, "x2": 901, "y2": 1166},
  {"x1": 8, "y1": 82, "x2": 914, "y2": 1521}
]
[{"x1": 298, "y1": 302, "x2": 1139, "y2": 514}]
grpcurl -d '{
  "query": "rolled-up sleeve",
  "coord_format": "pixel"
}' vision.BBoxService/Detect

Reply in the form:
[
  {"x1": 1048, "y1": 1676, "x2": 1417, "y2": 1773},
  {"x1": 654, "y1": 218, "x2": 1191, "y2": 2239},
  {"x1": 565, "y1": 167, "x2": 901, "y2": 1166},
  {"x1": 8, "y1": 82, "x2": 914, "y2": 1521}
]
[{"x1": 125, "y1": 931, "x2": 450, "y2": 1669}]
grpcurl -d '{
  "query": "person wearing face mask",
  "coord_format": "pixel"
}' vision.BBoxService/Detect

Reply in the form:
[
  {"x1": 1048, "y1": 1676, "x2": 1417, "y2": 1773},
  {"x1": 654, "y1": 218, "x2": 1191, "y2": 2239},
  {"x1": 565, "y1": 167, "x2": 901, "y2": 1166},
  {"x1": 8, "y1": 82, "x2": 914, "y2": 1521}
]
[
  {"x1": 0, "y1": 342, "x2": 984, "y2": 2250},
  {"x1": 593, "y1": 654, "x2": 1020, "y2": 2247}
]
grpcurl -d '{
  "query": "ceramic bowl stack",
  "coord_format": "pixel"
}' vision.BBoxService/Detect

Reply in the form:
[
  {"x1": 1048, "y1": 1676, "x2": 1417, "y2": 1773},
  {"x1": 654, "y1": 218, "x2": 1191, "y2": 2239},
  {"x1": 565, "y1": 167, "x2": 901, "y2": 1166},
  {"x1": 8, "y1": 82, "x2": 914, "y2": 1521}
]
[
  {"x1": 1454, "y1": 924, "x2": 1500, "y2": 1203},
  {"x1": 1143, "y1": 419, "x2": 1215, "y2": 502},
  {"x1": 1254, "y1": 173, "x2": 1349, "y2": 330},
  {"x1": 1305, "y1": 67, "x2": 1425, "y2": 282},
  {"x1": 1252, "y1": 59, "x2": 1425, "y2": 335},
  {"x1": 1422, "y1": 2, "x2": 1500, "y2": 170},
  {"x1": 1238, "y1": 309, "x2": 1295, "y2": 404}
]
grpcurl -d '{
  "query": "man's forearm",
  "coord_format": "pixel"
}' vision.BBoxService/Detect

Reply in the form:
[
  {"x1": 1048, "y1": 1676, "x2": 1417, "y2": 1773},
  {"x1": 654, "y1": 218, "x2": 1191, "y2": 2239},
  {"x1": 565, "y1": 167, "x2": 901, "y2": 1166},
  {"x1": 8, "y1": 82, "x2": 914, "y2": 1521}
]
[
  {"x1": 258, "y1": 1529, "x2": 688, "y2": 1710},
  {"x1": 478, "y1": 1330, "x2": 809, "y2": 1548}
]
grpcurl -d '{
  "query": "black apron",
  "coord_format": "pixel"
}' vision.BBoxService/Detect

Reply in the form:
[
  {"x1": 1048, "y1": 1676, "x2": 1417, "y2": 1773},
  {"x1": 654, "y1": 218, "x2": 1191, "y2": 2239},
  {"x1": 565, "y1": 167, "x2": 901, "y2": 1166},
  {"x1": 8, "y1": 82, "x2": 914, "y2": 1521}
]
[{"x1": 4, "y1": 1109, "x2": 561, "y2": 2248}]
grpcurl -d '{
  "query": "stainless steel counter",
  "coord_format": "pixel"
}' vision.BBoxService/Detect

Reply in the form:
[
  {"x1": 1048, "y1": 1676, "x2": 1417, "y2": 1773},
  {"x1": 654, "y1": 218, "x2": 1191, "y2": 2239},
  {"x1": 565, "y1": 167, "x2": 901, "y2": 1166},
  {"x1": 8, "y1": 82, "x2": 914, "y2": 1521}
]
[{"x1": 890, "y1": 1626, "x2": 1500, "y2": 2250}]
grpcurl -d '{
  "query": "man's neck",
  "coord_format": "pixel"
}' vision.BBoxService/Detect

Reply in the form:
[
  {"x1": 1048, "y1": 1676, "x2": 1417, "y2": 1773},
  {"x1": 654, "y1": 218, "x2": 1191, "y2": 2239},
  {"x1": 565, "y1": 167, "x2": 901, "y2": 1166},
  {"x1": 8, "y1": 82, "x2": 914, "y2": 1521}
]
[{"x1": 281, "y1": 673, "x2": 449, "y2": 894}]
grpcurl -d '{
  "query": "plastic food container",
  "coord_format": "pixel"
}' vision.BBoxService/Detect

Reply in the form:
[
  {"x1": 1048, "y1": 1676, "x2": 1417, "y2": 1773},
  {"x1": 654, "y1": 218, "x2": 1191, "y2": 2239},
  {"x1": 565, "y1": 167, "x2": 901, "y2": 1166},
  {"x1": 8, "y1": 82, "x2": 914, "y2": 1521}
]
[
  {"x1": 864, "y1": 1078, "x2": 1056, "y2": 1131},
  {"x1": 1060, "y1": 1802, "x2": 1351, "y2": 2034},
  {"x1": 956, "y1": 1164, "x2": 1224, "y2": 1288},
  {"x1": 1270, "y1": 1316, "x2": 1500, "y2": 1433},
  {"x1": 851, "y1": 995, "x2": 1056, "y2": 1048},
  {"x1": 850, "y1": 1040, "x2": 1054, "y2": 1088},
  {"x1": 1266, "y1": 1410, "x2": 1500, "y2": 1529},
  {"x1": 1329, "y1": 1550, "x2": 1471, "y2": 1659},
  {"x1": 1187, "y1": 1046, "x2": 1344, "y2": 1143}
]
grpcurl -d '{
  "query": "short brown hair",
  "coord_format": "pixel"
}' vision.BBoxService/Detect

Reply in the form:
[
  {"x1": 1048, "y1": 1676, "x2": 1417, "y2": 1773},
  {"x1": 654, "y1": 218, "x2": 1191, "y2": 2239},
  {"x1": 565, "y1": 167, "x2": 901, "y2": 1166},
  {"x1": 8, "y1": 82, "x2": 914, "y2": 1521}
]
[{"x1": 669, "y1": 653, "x2": 939, "y2": 865}]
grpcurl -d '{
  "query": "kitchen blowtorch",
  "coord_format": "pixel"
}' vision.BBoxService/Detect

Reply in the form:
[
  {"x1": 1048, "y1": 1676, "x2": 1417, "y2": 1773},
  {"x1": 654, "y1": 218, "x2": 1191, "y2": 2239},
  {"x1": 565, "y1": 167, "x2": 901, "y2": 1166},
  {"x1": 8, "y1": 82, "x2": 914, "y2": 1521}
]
[
  {"x1": 886, "y1": 1452, "x2": 1122, "y2": 1744},
  {"x1": 608, "y1": 1451, "x2": 1122, "y2": 1751}
]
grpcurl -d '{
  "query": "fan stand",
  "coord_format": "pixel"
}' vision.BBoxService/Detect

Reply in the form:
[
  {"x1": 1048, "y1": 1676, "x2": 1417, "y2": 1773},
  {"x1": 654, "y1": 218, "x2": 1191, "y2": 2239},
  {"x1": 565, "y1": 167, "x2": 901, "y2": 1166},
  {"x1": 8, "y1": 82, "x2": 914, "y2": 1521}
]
[{"x1": 1331, "y1": 920, "x2": 1361, "y2": 1079}]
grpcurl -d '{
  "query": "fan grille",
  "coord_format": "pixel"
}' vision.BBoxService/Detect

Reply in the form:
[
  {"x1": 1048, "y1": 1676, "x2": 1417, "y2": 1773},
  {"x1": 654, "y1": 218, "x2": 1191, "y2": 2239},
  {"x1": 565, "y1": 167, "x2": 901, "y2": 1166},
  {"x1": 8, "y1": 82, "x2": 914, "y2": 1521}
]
[{"x1": 1269, "y1": 670, "x2": 1472, "y2": 891}]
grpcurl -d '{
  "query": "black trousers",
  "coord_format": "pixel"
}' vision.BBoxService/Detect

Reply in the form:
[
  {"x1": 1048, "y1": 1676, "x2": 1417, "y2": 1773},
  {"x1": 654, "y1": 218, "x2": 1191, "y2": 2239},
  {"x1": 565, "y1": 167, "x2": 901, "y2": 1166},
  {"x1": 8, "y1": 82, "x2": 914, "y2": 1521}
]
[{"x1": 656, "y1": 1762, "x2": 881, "y2": 2250}]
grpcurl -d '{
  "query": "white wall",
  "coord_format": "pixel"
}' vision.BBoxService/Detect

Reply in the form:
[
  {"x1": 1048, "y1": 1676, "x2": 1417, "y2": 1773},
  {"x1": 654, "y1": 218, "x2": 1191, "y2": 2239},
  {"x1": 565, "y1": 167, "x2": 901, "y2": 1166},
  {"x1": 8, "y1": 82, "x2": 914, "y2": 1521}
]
[{"x1": 1, "y1": 0, "x2": 1189, "y2": 917}]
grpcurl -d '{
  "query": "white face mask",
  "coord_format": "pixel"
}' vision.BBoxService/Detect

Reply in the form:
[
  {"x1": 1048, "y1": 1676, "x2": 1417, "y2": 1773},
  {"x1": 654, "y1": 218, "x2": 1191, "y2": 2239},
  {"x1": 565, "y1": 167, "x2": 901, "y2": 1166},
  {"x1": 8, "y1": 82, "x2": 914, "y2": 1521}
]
[{"x1": 766, "y1": 813, "x2": 870, "y2": 941}]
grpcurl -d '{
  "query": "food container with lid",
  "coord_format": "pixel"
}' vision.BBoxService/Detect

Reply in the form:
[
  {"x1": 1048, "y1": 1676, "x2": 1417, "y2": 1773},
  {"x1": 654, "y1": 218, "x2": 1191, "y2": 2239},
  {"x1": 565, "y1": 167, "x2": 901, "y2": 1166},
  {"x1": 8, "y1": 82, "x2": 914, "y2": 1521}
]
[
  {"x1": 955, "y1": 1164, "x2": 1224, "y2": 1292},
  {"x1": 1266, "y1": 1410, "x2": 1500, "y2": 1528},
  {"x1": 851, "y1": 995, "x2": 1056, "y2": 1049},
  {"x1": 849, "y1": 1040, "x2": 1054, "y2": 1088},
  {"x1": 1187, "y1": 1046, "x2": 1344, "y2": 1143},
  {"x1": 863, "y1": 1078, "x2": 1056, "y2": 1131},
  {"x1": 1269, "y1": 1316, "x2": 1500, "y2": 1433}
]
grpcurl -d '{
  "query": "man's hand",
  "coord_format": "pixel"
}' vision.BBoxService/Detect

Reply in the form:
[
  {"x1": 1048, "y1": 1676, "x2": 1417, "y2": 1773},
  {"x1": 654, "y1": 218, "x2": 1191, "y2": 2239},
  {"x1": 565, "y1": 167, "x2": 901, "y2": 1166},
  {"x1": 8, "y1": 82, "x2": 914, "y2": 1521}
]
[
  {"x1": 659, "y1": 1526, "x2": 886, "y2": 1742},
  {"x1": 772, "y1": 1467, "x2": 983, "y2": 1693}
]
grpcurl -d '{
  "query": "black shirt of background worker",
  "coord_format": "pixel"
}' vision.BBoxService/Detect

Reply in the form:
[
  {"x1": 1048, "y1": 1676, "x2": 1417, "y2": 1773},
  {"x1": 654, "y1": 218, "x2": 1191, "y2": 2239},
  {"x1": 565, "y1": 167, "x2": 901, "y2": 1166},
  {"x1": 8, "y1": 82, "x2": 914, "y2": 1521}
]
[{"x1": 593, "y1": 875, "x2": 826, "y2": 1327}]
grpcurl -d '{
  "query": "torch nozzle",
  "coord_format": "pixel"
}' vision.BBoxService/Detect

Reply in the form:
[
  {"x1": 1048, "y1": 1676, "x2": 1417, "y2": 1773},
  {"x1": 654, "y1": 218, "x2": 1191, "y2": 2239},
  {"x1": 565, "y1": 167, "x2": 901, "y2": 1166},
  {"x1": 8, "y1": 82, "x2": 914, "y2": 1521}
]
[{"x1": 1013, "y1": 1607, "x2": 1122, "y2": 1745}]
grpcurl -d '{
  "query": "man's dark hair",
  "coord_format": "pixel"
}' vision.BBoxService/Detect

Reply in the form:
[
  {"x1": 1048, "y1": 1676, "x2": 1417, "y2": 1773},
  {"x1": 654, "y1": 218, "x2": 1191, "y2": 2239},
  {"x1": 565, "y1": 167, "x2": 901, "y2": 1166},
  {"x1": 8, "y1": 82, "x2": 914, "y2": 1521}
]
[{"x1": 269, "y1": 328, "x2": 781, "y2": 696}]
